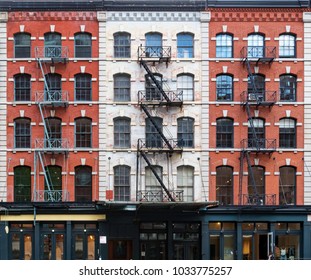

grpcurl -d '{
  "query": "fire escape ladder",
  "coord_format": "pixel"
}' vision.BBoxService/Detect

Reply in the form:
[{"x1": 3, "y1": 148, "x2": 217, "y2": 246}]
[
  {"x1": 140, "y1": 60, "x2": 170, "y2": 102},
  {"x1": 139, "y1": 149, "x2": 175, "y2": 202},
  {"x1": 140, "y1": 104, "x2": 174, "y2": 151},
  {"x1": 238, "y1": 151, "x2": 244, "y2": 205}
]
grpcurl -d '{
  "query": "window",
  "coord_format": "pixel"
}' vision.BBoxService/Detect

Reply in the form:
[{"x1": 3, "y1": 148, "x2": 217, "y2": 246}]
[
  {"x1": 14, "y1": 118, "x2": 31, "y2": 148},
  {"x1": 14, "y1": 74, "x2": 31, "y2": 101},
  {"x1": 280, "y1": 74, "x2": 296, "y2": 101},
  {"x1": 114, "y1": 32, "x2": 131, "y2": 58},
  {"x1": 216, "y1": 166, "x2": 233, "y2": 205},
  {"x1": 44, "y1": 32, "x2": 62, "y2": 58},
  {"x1": 14, "y1": 166, "x2": 31, "y2": 202},
  {"x1": 248, "y1": 166, "x2": 265, "y2": 203},
  {"x1": 248, "y1": 118, "x2": 265, "y2": 148},
  {"x1": 177, "y1": 117, "x2": 194, "y2": 148},
  {"x1": 177, "y1": 74, "x2": 194, "y2": 101},
  {"x1": 44, "y1": 73, "x2": 62, "y2": 101},
  {"x1": 74, "y1": 32, "x2": 92, "y2": 58},
  {"x1": 279, "y1": 166, "x2": 296, "y2": 205},
  {"x1": 279, "y1": 118, "x2": 296, "y2": 148},
  {"x1": 45, "y1": 165, "x2": 62, "y2": 192},
  {"x1": 45, "y1": 117, "x2": 62, "y2": 147},
  {"x1": 145, "y1": 166, "x2": 163, "y2": 201},
  {"x1": 75, "y1": 73, "x2": 92, "y2": 101},
  {"x1": 177, "y1": 33, "x2": 194, "y2": 58},
  {"x1": 177, "y1": 166, "x2": 194, "y2": 202},
  {"x1": 114, "y1": 165, "x2": 130, "y2": 201},
  {"x1": 145, "y1": 32, "x2": 162, "y2": 57},
  {"x1": 75, "y1": 166, "x2": 92, "y2": 202},
  {"x1": 279, "y1": 34, "x2": 296, "y2": 58},
  {"x1": 145, "y1": 73, "x2": 162, "y2": 100},
  {"x1": 14, "y1": 33, "x2": 31, "y2": 58},
  {"x1": 247, "y1": 33, "x2": 264, "y2": 58},
  {"x1": 216, "y1": 33, "x2": 233, "y2": 58},
  {"x1": 248, "y1": 74, "x2": 265, "y2": 101},
  {"x1": 114, "y1": 74, "x2": 131, "y2": 101},
  {"x1": 216, "y1": 74, "x2": 233, "y2": 101},
  {"x1": 216, "y1": 118, "x2": 233, "y2": 148},
  {"x1": 114, "y1": 117, "x2": 131, "y2": 148},
  {"x1": 75, "y1": 117, "x2": 92, "y2": 148},
  {"x1": 146, "y1": 117, "x2": 162, "y2": 148}
]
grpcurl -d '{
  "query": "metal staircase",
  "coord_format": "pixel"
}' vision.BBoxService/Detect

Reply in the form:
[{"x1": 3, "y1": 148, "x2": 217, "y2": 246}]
[
  {"x1": 239, "y1": 46, "x2": 277, "y2": 205},
  {"x1": 33, "y1": 46, "x2": 69, "y2": 202},
  {"x1": 136, "y1": 46, "x2": 183, "y2": 202}
]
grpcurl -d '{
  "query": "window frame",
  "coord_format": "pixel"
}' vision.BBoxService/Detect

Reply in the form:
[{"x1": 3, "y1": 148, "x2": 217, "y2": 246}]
[
  {"x1": 279, "y1": 118, "x2": 296, "y2": 148},
  {"x1": 145, "y1": 117, "x2": 163, "y2": 148},
  {"x1": 216, "y1": 74, "x2": 233, "y2": 101},
  {"x1": 14, "y1": 73, "x2": 31, "y2": 102},
  {"x1": 279, "y1": 166, "x2": 296, "y2": 205},
  {"x1": 216, "y1": 166, "x2": 233, "y2": 205},
  {"x1": 177, "y1": 73, "x2": 194, "y2": 101},
  {"x1": 75, "y1": 117, "x2": 92, "y2": 148},
  {"x1": 248, "y1": 165, "x2": 265, "y2": 197},
  {"x1": 177, "y1": 32, "x2": 194, "y2": 58},
  {"x1": 114, "y1": 32, "x2": 131, "y2": 58},
  {"x1": 75, "y1": 165, "x2": 92, "y2": 202},
  {"x1": 177, "y1": 117, "x2": 194, "y2": 148},
  {"x1": 14, "y1": 166, "x2": 31, "y2": 202},
  {"x1": 177, "y1": 165, "x2": 194, "y2": 202},
  {"x1": 44, "y1": 165, "x2": 62, "y2": 191},
  {"x1": 279, "y1": 33, "x2": 296, "y2": 58},
  {"x1": 14, "y1": 32, "x2": 31, "y2": 58},
  {"x1": 74, "y1": 32, "x2": 92, "y2": 58},
  {"x1": 248, "y1": 117, "x2": 265, "y2": 148},
  {"x1": 216, "y1": 117, "x2": 234, "y2": 148},
  {"x1": 114, "y1": 73, "x2": 131, "y2": 102},
  {"x1": 114, "y1": 117, "x2": 131, "y2": 148},
  {"x1": 14, "y1": 117, "x2": 31, "y2": 149},
  {"x1": 114, "y1": 165, "x2": 131, "y2": 202},
  {"x1": 247, "y1": 33, "x2": 265, "y2": 58},
  {"x1": 216, "y1": 33, "x2": 233, "y2": 58},
  {"x1": 279, "y1": 74, "x2": 297, "y2": 102},
  {"x1": 75, "y1": 73, "x2": 92, "y2": 101}
]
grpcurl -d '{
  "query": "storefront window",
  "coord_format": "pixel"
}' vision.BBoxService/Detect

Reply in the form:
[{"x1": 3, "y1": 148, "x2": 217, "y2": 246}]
[{"x1": 275, "y1": 235, "x2": 300, "y2": 260}]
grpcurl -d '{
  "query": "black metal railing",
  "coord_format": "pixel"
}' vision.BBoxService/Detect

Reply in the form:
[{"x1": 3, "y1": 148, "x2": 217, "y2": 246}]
[
  {"x1": 35, "y1": 138, "x2": 69, "y2": 150},
  {"x1": 33, "y1": 190, "x2": 69, "y2": 202},
  {"x1": 240, "y1": 46, "x2": 276, "y2": 60},
  {"x1": 35, "y1": 90, "x2": 69, "y2": 104},
  {"x1": 138, "y1": 46, "x2": 171, "y2": 60},
  {"x1": 240, "y1": 194, "x2": 276, "y2": 206},
  {"x1": 241, "y1": 90, "x2": 277, "y2": 104},
  {"x1": 137, "y1": 190, "x2": 184, "y2": 202},
  {"x1": 35, "y1": 46, "x2": 69, "y2": 60},
  {"x1": 138, "y1": 90, "x2": 183, "y2": 104},
  {"x1": 241, "y1": 138, "x2": 276, "y2": 151},
  {"x1": 137, "y1": 138, "x2": 182, "y2": 151}
]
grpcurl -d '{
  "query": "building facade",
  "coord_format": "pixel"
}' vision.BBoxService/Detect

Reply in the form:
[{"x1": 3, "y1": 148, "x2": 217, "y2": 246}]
[{"x1": 0, "y1": 0, "x2": 311, "y2": 260}]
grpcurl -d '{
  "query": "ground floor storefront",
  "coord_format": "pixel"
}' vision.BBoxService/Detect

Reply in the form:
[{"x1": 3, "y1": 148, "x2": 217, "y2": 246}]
[{"x1": 1, "y1": 202, "x2": 311, "y2": 260}]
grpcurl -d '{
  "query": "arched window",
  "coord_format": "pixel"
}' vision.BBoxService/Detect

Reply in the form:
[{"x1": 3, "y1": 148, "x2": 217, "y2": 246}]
[
  {"x1": 216, "y1": 118, "x2": 233, "y2": 148},
  {"x1": 44, "y1": 32, "x2": 62, "y2": 58},
  {"x1": 177, "y1": 117, "x2": 194, "y2": 148},
  {"x1": 248, "y1": 74, "x2": 265, "y2": 102},
  {"x1": 14, "y1": 73, "x2": 31, "y2": 101},
  {"x1": 114, "y1": 165, "x2": 130, "y2": 201},
  {"x1": 145, "y1": 73, "x2": 162, "y2": 101},
  {"x1": 14, "y1": 33, "x2": 31, "y2": 58},
  {"x1": 114, "y1": 73, "x2": 131, "y2": 101},
  {"x1": 177, "y1": 74, "x2": 194, "y2": 101},
  {"x1": 75, "y1": 165, "x2": 92, "y2": 202},
  {"x1": 114, "y1": 117, "x2": 131, "y2": 148},
  {"x1": 145, "y1": 117, "x2": 162, "y2": 148},
  {"x1": 279, "y1": 33, "x2": 296, "y2": 58},
  {"x1": 216, "y1": 166, "x2": 233, "y2": 205},
  {"x1": 216, "y1": 33, "x2": 233, "y2": 58},
  {"x1": 114, "y1": 32, "x2": 131, "y2": 58},
  {"x1": 44, "y1": 117, "x2": 62, "y2": 148},
  {"x1": 44, "y1": 73, "x2": 62, "y2": 101},
  {"x1": 279, "y1": 166, "x2": 296, "y2": 205},
  {"x1": 14, "y1": 117, "x2": 31, "y2": 148},
  {"x1": 75, "y1": 117, "x2": 92, "y2": 148},
  {"x1": 177, "y1": 166, "x2": 194, "y2": 202},
  {"x1": 279, "y1": 74, "x2": 296, "y2": 102},
  {"x1": 14, "y1": 166, "x2": 31, "y2": 202},
  {"x1": 247, "y1": 33, "x2": 265, "y2": 58},
  {"x1": 216, "y1": 74, "x2": 233, "y2": 101},
  {"x1": 177, "y1": 32, "x2": 194, "y2": 58},
  {"x1": 248, "y1": 166, "x2": 265, "y2": 205},
  {"x1": 74, "y1": 32, "x2": 92, "y2": 58},
  {"x1": 248, "y1": 118, "x2": 265, "y2": 148},
  {"x1": 75, "y1": 73, "x2": 92, "y2": 101},
  {"x1": 44, "y1": 165, "x2": 62, "y2": 201},
  {"x1": 145, "y1": 32, "x2": 162, "y2": 57},
  {"x1": 279, "y1": 118, "x2": 296, "y2": 148},
  {"x1": 145, "y1": 165, "x2": 162, "y2": 202}
]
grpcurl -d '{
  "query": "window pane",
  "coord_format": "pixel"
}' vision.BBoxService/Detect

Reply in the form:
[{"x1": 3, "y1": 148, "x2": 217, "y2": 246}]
[
  {"x1": 14, "y1": 33, "x2": 31, "y2": 58},
  {"x1": 75, "y1": 74, "x2": 92, "y2": 101},
  {"x1": 280, "y1": 75, "x2": 296, "y2": 102},
  {"x1": 177, "y1": 166, "x2": 194, "y2": 202},
  {"x1": 14, "y1": 166, "x2": 31, "y2": 202},
  {"x1": 248, "y1": 118, "x2": 265, "y2": 148},
  {"x1": 145, "y1": 166, "x2": 163, "y2": 201},
  {"x1": 75, "y1": 118, "x2": 92, "y2": 148},
  {"x1": 216, "y1": 166, "x2": 233, "y2": 205},
  {"x1": 15, "y1": 118, "x2": 31, "y2": 148},
  {"x1": 279, "y1": 34, "x2": 295, "y2": 58},
  {"x1": 114, "y1": 118, "x2": 131, "y2": 148},
  {"x1": 177, "y1": 118, "x2": 194, "y2": 148},
  {"x1": 177, "y1": 74, "x2": 194, "y2": 101},
  {"x1": 216, "y1": 34, "x2": 233, "y2": 58},
  {"x1": 177, "y1": 33, "x2": 194, "y2": 58},
  {"x1": 279, "y1": 118, "x2": 296, "y2": 148},
  {"x1": 75, "y1": 166, "x2": 92, "y2": 202},
  {"x1": 279, "y1": 166, "x2": 296, "y2": 205},
  {"x1": 114, "y1": 165, "x2": 130, "y2": 201},
  {"x1": 146, "y1": 117, "x2": 162, "y2": 148},
  {"x1": 114, "y1": 74, "x2": 131, "y2": 101},
  {"x1": 248, "y1": 34, "x2": 264, "y2": 58},
  {"x1": 114, "y1": 33, "x2": 131, "y2": 58},
  {"x1": 216, "y1": 75, "x2": 233, "y2": 101},
  {"x1": 216, "y1": 118, "x2": 233, "y2": 148},
  {"x1": 75, "y1": 33, "x2": 92, "y2": 58},
  {"x1": 14, "y1": 74, "x2": 31, "y2": 101}
]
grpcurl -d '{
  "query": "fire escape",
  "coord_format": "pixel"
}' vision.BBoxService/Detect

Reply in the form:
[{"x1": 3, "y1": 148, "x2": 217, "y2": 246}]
[
  {"x1": 136, "y1": 45, "x2": 183, "y2": 202},
  {"x1": 239, "y1": 46, "x2": 277, "y2": 206},
  {"x1": 33, "y1": 45, "x2": 69, "y2": 202}
]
